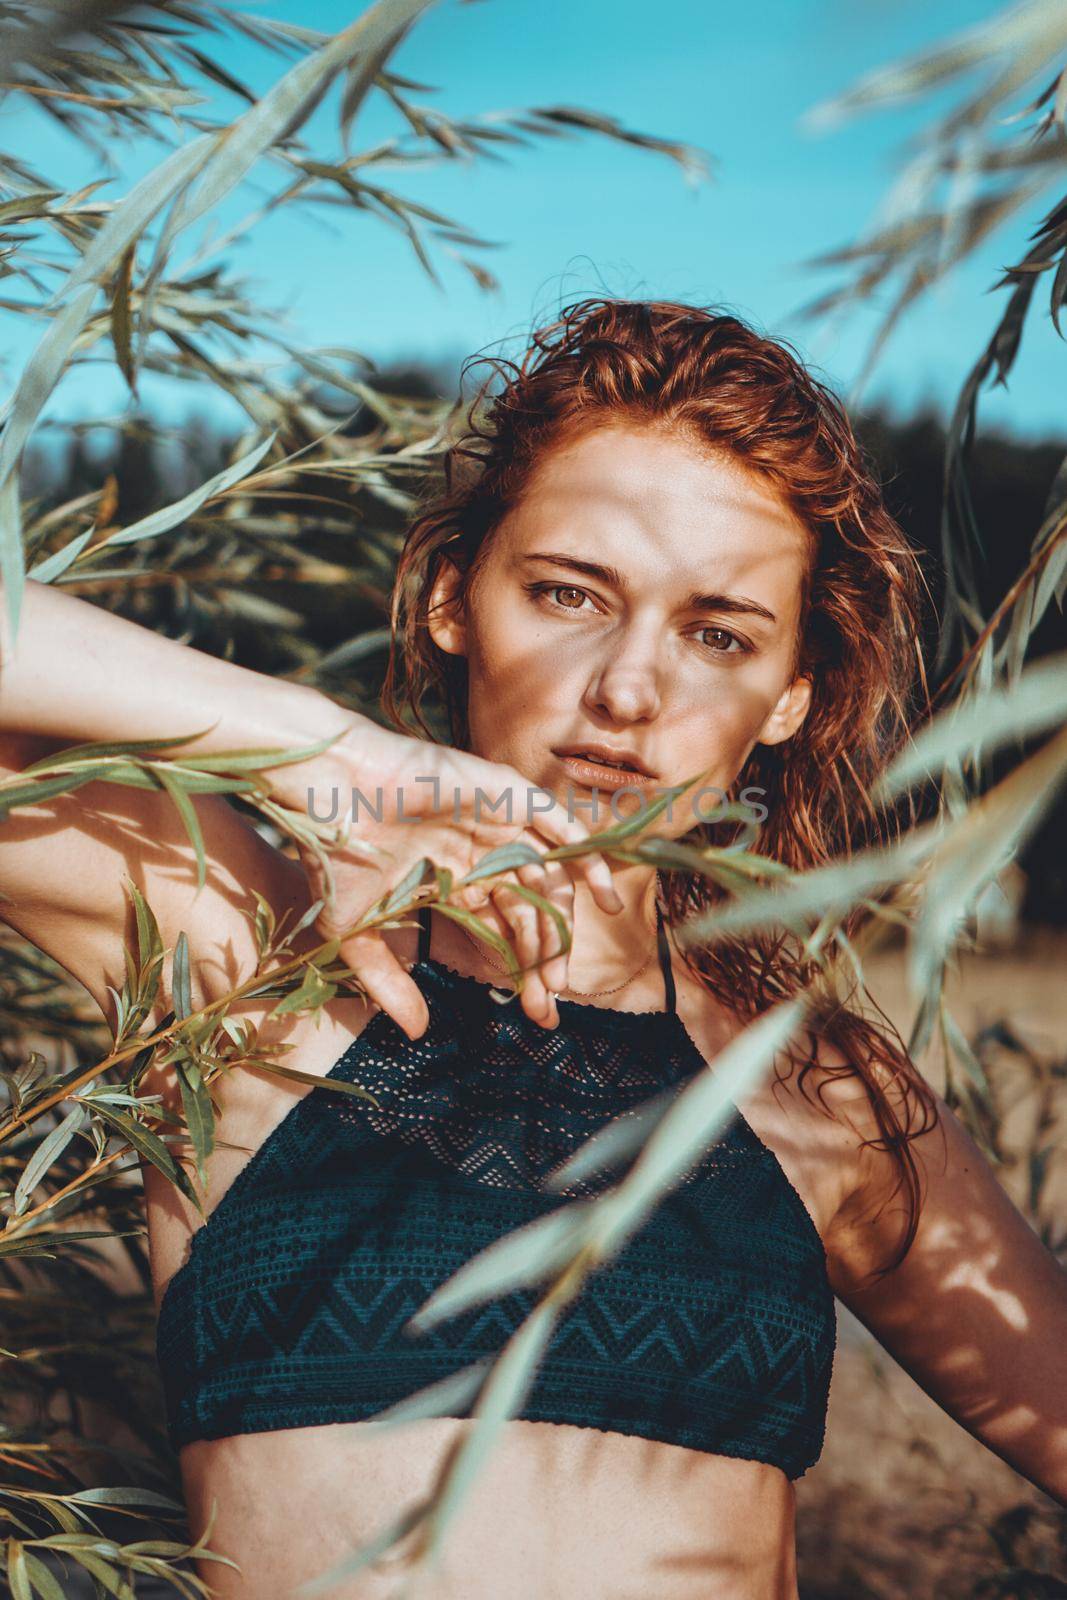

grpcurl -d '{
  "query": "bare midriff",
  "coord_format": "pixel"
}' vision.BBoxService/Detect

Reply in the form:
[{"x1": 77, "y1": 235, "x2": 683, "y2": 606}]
[{"x1": 179, "y1": 1418, "x2": 799, "y2": 1599}]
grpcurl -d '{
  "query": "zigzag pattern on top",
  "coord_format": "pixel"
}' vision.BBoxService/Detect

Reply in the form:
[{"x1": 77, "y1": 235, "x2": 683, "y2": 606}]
[{"x1": 156, "y1": 955, "x2": 837, "y2": 1479}]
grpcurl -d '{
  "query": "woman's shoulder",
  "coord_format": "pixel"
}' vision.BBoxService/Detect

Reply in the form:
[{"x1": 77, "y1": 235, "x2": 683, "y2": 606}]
[{"x1": 679, "y1": 973, "x2": 928, "y2": 1271}]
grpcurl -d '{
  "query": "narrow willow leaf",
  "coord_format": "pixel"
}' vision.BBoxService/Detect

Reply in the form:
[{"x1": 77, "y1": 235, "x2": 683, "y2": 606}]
[
  {"x1": 48, "y1": 133, "x2": 217, "y2": 302},
  {"x1": 457, "y1": 839, "x2": 547, "y2": 885},
  {"x1": 91, "y1": 1103, "x2": 198, "y2": 1205},
  {"x1": 298, "y1": 1498, "x2": 429, "y2": 1597},
  {"x1": 0, "y1": 769, "x2": 103, "y2": 818},
  {"x1": 910, "y1": 725, "x2": 1067, "y2": 999},
  {"x1": 407, "y1": 1200, "x2": 596, "y2": 1333},
  {"x1": 151, "y1": 764, "x2": 208, "y2": 892},
  {"x1": 67, "y1": 1486, "x2": 186, "y2": 1512},
  {"x1": 175, "y1": 1059, "x2": 213, "y2": 1190},
  {"x1": 878, "y1": 651, "x2": 1067, "y2": 797},
  {"x1": 354, "y1": 1358, "x2": 492, "y2": 1433},
  {"x1": 252, "y1": 1061, "x2": 381, "y2": 1109},
  {"x1": 600, "y1": 998, "x2": 807, "y2": 1254},
  {"x1": 16, "y1": 727, "x2": 221, "y2": 773},
  {"x1": 541, "y1": 1089, "x2": 676, "y2": 1193},
  {"x1": 681, "y1": 825, "x2": 937, "y2": 945},
  {"x1": 432, "y1": 903, "x2": 520, "y2": 981},
  {"x1": 7, "y1": 1542, "x2": 30, "y2": 1600},
  {"x1": 423, "y1": 1299, "x2": 560, "y2": 1565},
  {"x1": 172, "y1": 932, "x2": 192, "y2": 1022},
  {"x1": 269, "y1": 961, "x2": 337, "y2": 1019},
  {"x1": 19, "y1": 1550, "x2": 66, "y2": 1600},
  {"x1": 124, "y1": 879, "x2": 163, "y2": 971},
  {"x1": 0, "y1": 474, "x2": 23, "y2": 640},
  {"x1": 0, "y1": 285, "x2": 97, "y2": 488},
  {"x1": 940, "y1": 1003, "x2": 992, "y2": 1099},
  {"x1": 0, "y1": 1228, "x2": 138, "y2": 1260},
  {"x1": 102, "y1": 433, "x2": 275, "y2": 548},
  {"x1": 166, "y1": 0, "x2": 440, "y2": 243},
  {"x1": 27, "y1": 527, "x2": 94, "y2": 583},
  {"x1": 0, "y1": 283, "x2": 97, "y2": 635},
  {"x1": 169, "y1": 730, "x2": 344, "y2": 772},
  {"x1": 110, "y1": 246, "x2": 136, "y2": 394},
  {"x1": 65, "y1": 1550, "x2": 136, "y2": 1600},
  {"x1": 13, "y1": 1104, "x2": 87, "y2": 1216},
  {"x1": 378, "y1": 855, "x2": 434, "y2": 915}
]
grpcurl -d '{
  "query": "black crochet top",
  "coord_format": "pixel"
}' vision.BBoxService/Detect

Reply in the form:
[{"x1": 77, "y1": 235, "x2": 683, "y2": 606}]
[{"x1": 155, "y1": 901, "x2": 836, "y2": 1478}]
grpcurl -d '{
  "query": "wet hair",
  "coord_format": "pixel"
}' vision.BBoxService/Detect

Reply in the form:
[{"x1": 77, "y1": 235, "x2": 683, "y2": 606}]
[{"x1": 382, "y1": 297, "x2": 939, "y2": 1277}]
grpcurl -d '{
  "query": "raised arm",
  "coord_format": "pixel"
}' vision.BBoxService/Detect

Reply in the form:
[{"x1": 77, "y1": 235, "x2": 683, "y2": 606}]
[
  {"x1": 0, "y1": 577, "x2": 357, "y2": 767},
  {"x1": 0, "y1": 582, "x2": 624, "y2": 1037}
]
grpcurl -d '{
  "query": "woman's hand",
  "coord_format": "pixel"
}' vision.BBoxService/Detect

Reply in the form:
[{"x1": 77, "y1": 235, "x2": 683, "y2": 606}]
[{"x1": 264, "y1": 713, "x2": 625, "y2": 1039}]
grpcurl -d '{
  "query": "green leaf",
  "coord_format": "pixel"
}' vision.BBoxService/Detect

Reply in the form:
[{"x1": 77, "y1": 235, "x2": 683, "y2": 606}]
[
  {"x1": 407, "y1": 1201, "x2": 596, "y2": 1333},
  {"x1": 13, "y1": 1104, "x2": 87, "y2": 1216},
  {"x1": 165, "y1": 0, "x2": 440, "y2": 244},
  {"x1": 877, "y1": 651, "x2": 1067, "y2": 797},
  {"x1": 681, "y1": 825, "x2": 936, "y2": 945},
  {"x1": 175, "y1": 1059, "x2": 213, "y2": 1190},
  {"x1": 67, "y1": 1486, "x2": 186, "y2": 1512},
  {"x1": 27, "y1": 527, "x2": 95, "y2": 583},
  {"x1": 153, "y1": 765, "x2": 207, "y2": 892},
  {"x1": 103, "y1": 433, "x2": 276, "y2": 549},
  {"x1": 48, "y1": 133, "x2": 217, "y2": 303},
  {"x1": 602, "y1": 997, "x2": 808, "y2": 1253},
  {"x1": 19, "y1": 1550, "x2": 67, "y2": 1600},
  {"x1": 0, "y1": 284, "x2": 97, "y2": 637},
  {"x1": 458, "y1": 839, "x2": 546, "y2": 885},
  {"x1": 110, "y1": 246, "x2": 136, "y2": 395},
  {"x1": 91, "y1": 1103, "x2": 198, "y2": 1205},
  {"x1": 910, "y1": 725, "x2": 1067, "y2": 999},
  {"x1": 252, "y1": 1061, "x2": 381, "y2": 1109},
  {"x1": 541, "y1": 1089, "x2": 676, "y2": 1193},
  {"x1": 423, "y1": 1299, "x2": 560, "y2": 1564},
  {"x1": 124, "y1": 879, "x2": 163, "y2": 972},
  {"x1": 7, "y1": 1541, "x2": 31, "y2": 1600},
  {"x1": 172, "y1": 931, "x2": 192, "y2": 1022},
  {"x1": 352, "y1": 1358, "x2": 492, "y2": 1433},
  {"x1": 377, "y1": 855, "x2": 434, "y2": 915},
  {"x1": 432, "y1": 902, "x2": 521, "y2": 984}
]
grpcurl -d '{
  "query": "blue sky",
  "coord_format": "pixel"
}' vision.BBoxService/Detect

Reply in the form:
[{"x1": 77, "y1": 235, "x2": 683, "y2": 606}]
[{"x1": 6, "y1": 0, "x2": 1063, "y2": 438}]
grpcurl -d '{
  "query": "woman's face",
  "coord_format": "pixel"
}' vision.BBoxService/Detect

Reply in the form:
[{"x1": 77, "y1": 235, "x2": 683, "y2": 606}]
[{"x1": 428, "y1": 421, "x2": 814, "y2": 839}]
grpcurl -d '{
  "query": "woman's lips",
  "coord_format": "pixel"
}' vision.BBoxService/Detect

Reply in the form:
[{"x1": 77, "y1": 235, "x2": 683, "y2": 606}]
[{"x1": 554, "y1": 751, "x2": 657, "y2": 791}]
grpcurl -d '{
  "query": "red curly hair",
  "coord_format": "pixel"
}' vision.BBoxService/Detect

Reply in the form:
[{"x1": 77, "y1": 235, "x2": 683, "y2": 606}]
[{"x1": 382, "y1": 297, "x2": 938, "y2": 1276}]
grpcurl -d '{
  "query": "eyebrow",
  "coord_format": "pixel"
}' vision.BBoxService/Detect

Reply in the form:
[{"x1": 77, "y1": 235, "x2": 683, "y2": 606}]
[{"x1": 519, "y1": 551, "x2": 778, "y2": 623}]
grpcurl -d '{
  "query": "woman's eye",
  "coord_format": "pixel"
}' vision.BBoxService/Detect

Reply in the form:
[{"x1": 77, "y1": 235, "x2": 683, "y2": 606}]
[
  {"x1": 530, "y1": 583, "x2": 592, "y2": 611},
  {"x1": 697, "y1": 626, "x2": 746, "y2": 654}
]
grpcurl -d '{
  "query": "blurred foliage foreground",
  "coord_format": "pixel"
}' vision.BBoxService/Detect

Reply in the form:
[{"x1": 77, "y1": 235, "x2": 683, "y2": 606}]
[{"x1": 1, "y1": 2, "x2": 1067, "y2": 1597}]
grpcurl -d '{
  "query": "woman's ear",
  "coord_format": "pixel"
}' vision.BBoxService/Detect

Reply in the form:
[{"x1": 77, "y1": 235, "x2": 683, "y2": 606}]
[
  {"x1": 758, "y1": 674, "x2": 813, "y2": 747},
  {"x1": 426, "y1": 553, "x2": 468, "y2": 657}
]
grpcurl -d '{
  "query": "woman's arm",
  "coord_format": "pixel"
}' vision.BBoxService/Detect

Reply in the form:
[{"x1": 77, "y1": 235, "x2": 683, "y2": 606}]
[
  {"x1": 828, "y1": 1082, "x2": 1067, "y2": 1506},
  {"x1": 0, "y1": 578, "x2": 356, "y2": 767},
  {"x1": 0, "y1": 582, "x2": 624, "y2": 1035}
]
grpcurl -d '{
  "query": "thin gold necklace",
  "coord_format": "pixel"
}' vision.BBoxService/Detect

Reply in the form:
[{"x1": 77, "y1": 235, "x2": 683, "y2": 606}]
[{"x1": 457, "y1": 874, "x2": 665, "y2": 999}]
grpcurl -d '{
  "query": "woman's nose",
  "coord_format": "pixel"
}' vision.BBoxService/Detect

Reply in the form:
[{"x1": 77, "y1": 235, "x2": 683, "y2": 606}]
[{"x1": 581, "y1": 635, "x2": 663, "y2": 724}]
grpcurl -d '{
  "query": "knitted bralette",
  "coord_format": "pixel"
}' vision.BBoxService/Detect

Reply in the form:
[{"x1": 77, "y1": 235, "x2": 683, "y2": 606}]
[{"x1": 156, "y1": 901, "x2": 836, "y2": 1479}]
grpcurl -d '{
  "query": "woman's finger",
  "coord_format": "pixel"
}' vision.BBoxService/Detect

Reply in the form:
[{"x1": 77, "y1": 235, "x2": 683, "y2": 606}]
[
  {"x1": 515, "y1": 792, "x2": 624, "y2": 914},
  {"x1": 332, "y1": 930, "x2": 430, "y2": 1041},
  {"x1": 513, "y1": 842, "x2": 573, "y2": 995},
  {"x1": 489, "y1": 881, "x2": 557, "y2": 1029}
]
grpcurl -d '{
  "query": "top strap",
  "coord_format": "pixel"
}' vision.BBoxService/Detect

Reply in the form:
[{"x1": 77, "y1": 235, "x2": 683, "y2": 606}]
[
  {"x1": 655, "y1": 899, "x2": 677, "y2": 1015},
  {"x1": 417, "y1": 901, "x2": 432, "y2": 963},
  {"x1": 417, "y1": 898, "x2": 677, "y2": 1015}
]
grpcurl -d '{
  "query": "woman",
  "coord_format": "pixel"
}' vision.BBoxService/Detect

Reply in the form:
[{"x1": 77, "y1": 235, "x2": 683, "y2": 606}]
[{"x1": 1, "y1": 298, "x2": 1065, "y2": 1600}]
